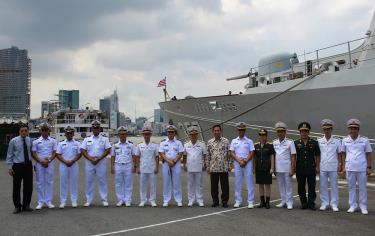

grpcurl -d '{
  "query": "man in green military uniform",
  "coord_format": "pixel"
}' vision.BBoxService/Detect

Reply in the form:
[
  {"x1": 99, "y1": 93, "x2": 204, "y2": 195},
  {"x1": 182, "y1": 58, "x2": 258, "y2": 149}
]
[
  {"x1": 254, "y1": 129, "x2": 275, "y2": 209},
  {"x1": 294, "y1": 122, "x2": 320, "y2": 210}
]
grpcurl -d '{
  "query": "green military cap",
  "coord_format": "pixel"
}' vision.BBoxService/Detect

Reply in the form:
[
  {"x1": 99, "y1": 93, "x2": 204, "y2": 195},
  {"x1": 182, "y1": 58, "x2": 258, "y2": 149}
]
[
  {"x1": 321, "y1": 119, "x2": 334, "y2": 129},
  {"x1": 258, "y1": 128, "x2": 268, "y2": 135},
  {"x1": 142, "y1": 124, "x2": 153, "y2": 134},
  {"x1": 91, "y1": 120, "x2": 101, "y2": 128},
  {"x1": 298, "y1": 122, "x2": 311, "y2": 131},
  {"x1": 347, "y1": 118, "x2": 360, "y2": 128},
  {"x1": 236, "y1": 122, "x2": 247, "y2": 130},
  {"x1": 275, "y1": 121, "x2": 287, "y2": 131},
  {"x1": 188, "y1": 126, "x2": 199, "y2": 134},
  {"x1": 39, "y1": 122, "x2": 51, "y2": 131},
  {"x1": 64, "y1": 125, "x2": 75, "y2": 133},
  {"x1": 166, "y1": 125, "x2": 177, "y2": 132}
]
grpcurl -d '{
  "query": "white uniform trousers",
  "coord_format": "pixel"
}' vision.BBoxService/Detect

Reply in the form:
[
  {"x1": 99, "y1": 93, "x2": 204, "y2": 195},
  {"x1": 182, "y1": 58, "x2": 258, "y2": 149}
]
[
  {"x1": 162, "y1": 162, "x2": 182, "y2": 204},
  {"x1": 276, "y1": 172, "x2": 293, "y2": 206},
  {"x1": 59, "y1": 162, "x2": 79, "y2": 204},
  {"x1": 35, "y1": 162, "x2": 54, "y2": 204},
  {"x1": 234, "y1": 162, "x2": 254, "y2": 204},
  {"x1": 85, "y1": 159, "x2": 107, "y2": 203},
  {"x1": 319, "y1": 171, "x2": 338, "y2": 208},
  {"x1": 346, "y1": 171, "x2": 367, "y2": 210},
  {"x1": 140, "y1": 173, "x2": 157, "y2": 202},
  {"x1": 114, "y1": 163, "x2": 133, "y2": 203},
  {"x1": 187, "y1": 172, "x2": 204, "y2": 204}
]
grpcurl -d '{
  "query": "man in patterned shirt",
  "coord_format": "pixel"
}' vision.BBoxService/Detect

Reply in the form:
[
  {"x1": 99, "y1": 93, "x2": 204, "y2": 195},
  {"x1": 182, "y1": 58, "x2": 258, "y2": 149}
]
[{"x1": 206, "y1": 124, "x2": 232, "y2": 208}]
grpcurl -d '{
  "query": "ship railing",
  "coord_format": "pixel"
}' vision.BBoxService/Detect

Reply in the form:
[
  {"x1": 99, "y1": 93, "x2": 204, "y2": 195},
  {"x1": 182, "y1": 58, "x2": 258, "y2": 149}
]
[
  {"x1": 249, "y1": 34, "x2": 375, "y2": 80},
  {"x1": 53, "y1": 119, "x2": 109, "y2": 125}
]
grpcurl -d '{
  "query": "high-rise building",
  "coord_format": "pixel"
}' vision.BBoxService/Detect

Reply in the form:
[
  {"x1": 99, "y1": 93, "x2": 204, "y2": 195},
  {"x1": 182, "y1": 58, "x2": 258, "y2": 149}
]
[
  {"x1": 154, "y1": 109, "x2": 165, "y2": 123},
  {"x1": 99, "y1": 90, "x2": 120, "y2": 129},
  {"x1": 99, "y1": 98, "x2": 111, "y2": 114},
  {"x1": 41, "y1": 100, "x2": 60, "y2": 118},
  {"x1": 0, "y1": 46, "x2": 31, "y2": 119},
  {"x1": 58, "y1": 90, "x2": 79, "y2": 110},
  {"x1": 135, "y1": 117, "x2": 147, "y2": 130}
]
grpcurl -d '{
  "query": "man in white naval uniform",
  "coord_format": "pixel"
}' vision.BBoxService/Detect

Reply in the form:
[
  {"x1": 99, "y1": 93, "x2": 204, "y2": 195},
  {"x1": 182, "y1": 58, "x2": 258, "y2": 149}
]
[
  {"x1": 342, "y1": 118, "x2": 372, "y2": 215},
  {"x1": 56, "y1": 126, "x2": 82, "y2": 208},
  {"x1": 183, "y1": 126, "x2": 207, "y2": 207},
  {"x1": 159, "y1": 125, "x2": 184, "y2": 207},
  {"x1": 135, "y1": 125, "x2": 159, "y2": 207},
  {"x1": 81, "y1": 120, "x2": 111, "y2": 207},
  {"x1": 273, "y1": 122, "x2": 296, "y2": 210},
  {"x1": 230, "y1": 122, "x2": 255, "y2": 209},
  {"x1": 32, "y1": 123, "x2": 57, "y2": 210},
  {"x1": 318, "y1": 119, "x2": 341, "y2": 212},
  {"x1": 111, "y1": 126, "x2": 136, "y2": 207}
]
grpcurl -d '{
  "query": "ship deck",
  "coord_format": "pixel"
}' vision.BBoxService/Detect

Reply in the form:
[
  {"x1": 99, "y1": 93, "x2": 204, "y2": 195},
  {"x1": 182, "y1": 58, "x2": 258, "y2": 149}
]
[{"x1": 0, "y1": 159, "x2": 374, "y2": 236}]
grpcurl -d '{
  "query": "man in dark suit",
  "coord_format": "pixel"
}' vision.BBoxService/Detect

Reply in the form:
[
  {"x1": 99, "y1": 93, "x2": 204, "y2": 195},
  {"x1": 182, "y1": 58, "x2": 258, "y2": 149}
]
[{"x1": 6, "y1": 124, "x2": 33, "y2": 214}]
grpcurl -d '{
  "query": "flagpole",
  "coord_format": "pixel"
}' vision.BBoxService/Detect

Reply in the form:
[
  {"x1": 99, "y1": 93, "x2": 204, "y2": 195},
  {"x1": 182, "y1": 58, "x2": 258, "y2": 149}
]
[{"x1": 164, "y1": 76, "x2": 167, "y2": 102}]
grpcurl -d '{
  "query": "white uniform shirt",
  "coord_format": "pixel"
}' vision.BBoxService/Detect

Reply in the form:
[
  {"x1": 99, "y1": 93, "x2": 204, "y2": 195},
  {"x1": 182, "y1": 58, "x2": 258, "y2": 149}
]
[
  {"x1": 56, "y1": 139, "x2": 81, "y2": 161},
  {"x1": 184, "y1": 140, "x2": 207, "y2": 172},
  {"x1": 110, "y1": 140, "x2": 135, "y2": 164},
  {"x1": 273, "y1": 138, "x2": 296, "y2": 173},
  {"x1": 158, "y1": 138, "x2": 184, "y2": 160},
  {"x1": 32, "y1": 136, "x2": 57, "y2": 159},
  {"x1": 341, "y1": 135, "x2": 372, "y2": 172},
  {"x1": 318, "y1": 136, "x2": 341, "y2": 172},
  {"x1": 229, "y1": 136, "x2": 255, "y2": 159},
  {"x1": 135, "y1": 142, "x2": 159, "y2": 173},
  {"x1": 81, "y1": 134, "x2": 111, "y2": 158}
]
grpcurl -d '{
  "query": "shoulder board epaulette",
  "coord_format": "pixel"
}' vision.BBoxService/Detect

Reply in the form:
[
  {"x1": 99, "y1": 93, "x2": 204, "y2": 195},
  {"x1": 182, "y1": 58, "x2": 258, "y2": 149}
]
[
  {"x1": 255, "y1": 142, "x2": 260, "y2": 145},
  {"x1": 267, "y1": 141, "x2": 273, "y2": 145},
  {"x1": 128, "y1": 140, "x2": 133, "y2": 143}
]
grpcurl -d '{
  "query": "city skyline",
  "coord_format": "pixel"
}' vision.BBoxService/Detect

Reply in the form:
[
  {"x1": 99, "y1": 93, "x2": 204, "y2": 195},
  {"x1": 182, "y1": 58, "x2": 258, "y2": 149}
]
[{"x1": 0, "y1": 1, "x2": 373, "y2": 119}]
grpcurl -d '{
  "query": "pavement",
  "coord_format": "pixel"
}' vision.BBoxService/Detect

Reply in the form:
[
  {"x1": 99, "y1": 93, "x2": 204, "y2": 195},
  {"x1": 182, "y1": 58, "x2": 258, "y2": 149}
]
[{"x1": 0, "y1": 159, "x2": 374, "y2": 236}]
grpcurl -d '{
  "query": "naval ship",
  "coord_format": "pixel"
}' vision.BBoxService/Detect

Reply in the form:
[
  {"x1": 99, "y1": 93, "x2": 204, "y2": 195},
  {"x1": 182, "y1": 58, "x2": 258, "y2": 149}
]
[{"x1": 159, "y1": 12, "x2": 375, "y2": 149}]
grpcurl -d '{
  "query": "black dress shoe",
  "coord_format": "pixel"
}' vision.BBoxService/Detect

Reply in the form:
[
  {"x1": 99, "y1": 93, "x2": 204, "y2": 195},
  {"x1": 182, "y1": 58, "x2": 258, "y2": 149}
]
[
  {"x1": 13, "y1": 208, "x2": 22, "y2": 214},
  {"x1": 301, "y1": 203, "x2": 308, "y2": 209},
  {"x1": 222, "y1": 203, "x2": 228, "y2": 208},
  {"x1": 22, "y1": 207, "x2": 33, "y2": 212},
  {"x1": 308, "y1": 204, "x2": 316, "y2": 211},
  {"x1": 211, "y1": 203, "x2": 219, "y2": 207}
]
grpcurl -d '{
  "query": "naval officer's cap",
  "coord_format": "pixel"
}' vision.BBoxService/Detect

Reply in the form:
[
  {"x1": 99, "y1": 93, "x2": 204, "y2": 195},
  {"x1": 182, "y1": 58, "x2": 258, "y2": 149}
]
[
  {"x1": 91, "y1": 120, "x2": 101, "y2": 128},
  {"x1": 142, "y1": 125, "x2": 153, "y2": 134},
  {"x1": 64, "y1": 125, "x2": 75, "y2": 133},
  {"x1": 275, "y1": 121, "x2": 287, "y2": 131},
  {"x1": 39, "y1": 122, "x2": 51, "y2": 131},
  {"x1": 236, "y1": 122, "x2": 247, "y2": 130},
  {"x1": 321, "y1": 119, "x2": 334, "y2": 129},
  {"x1": 188, "y1": 126, "x2": 199, "y2": 134},
  {"x1": 347, "y1": 118, "x2": 361, "y2": 128},
  {"x1": 117, "y1": 126, "x2": 128, "y2": 133},
  {"x1": 166, "y1": 125, "x2": 177, "y2": 132},
  {"x1": 258, "y1": 128, "x2": 268, "y2": 135},
  {"x1": 298, "y1": 122, "x2": 311, "y2": 131}
]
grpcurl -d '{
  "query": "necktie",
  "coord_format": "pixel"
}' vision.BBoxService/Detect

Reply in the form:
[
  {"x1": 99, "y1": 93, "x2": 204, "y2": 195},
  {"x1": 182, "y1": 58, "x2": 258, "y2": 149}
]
[{"x1": 23, "y1": 137, "x2": 30, "y2": 164}]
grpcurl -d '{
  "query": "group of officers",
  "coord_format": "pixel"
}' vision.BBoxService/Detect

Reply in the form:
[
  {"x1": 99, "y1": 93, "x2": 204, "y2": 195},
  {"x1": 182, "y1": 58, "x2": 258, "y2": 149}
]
[{"x1": 5, "y1": 118, "x2": 372, "y2": 215}]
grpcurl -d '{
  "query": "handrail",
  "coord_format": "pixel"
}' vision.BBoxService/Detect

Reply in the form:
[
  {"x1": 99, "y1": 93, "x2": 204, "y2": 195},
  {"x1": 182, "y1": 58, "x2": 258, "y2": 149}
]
[{"x1": 238, "y1": 34, "x2": 374, "y2": 78}]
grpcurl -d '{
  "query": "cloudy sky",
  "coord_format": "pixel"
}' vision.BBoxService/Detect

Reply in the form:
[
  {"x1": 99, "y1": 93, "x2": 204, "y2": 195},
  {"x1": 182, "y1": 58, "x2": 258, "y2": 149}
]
[{"x1": 0, "y1": 0, "x2": 373, "y2": 119}]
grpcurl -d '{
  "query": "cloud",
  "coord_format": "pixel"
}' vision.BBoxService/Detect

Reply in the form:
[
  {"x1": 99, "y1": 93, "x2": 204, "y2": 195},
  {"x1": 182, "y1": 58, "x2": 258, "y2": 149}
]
[{"x1": 0, "y1": 0, "x2": 374, "y2": 119}]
